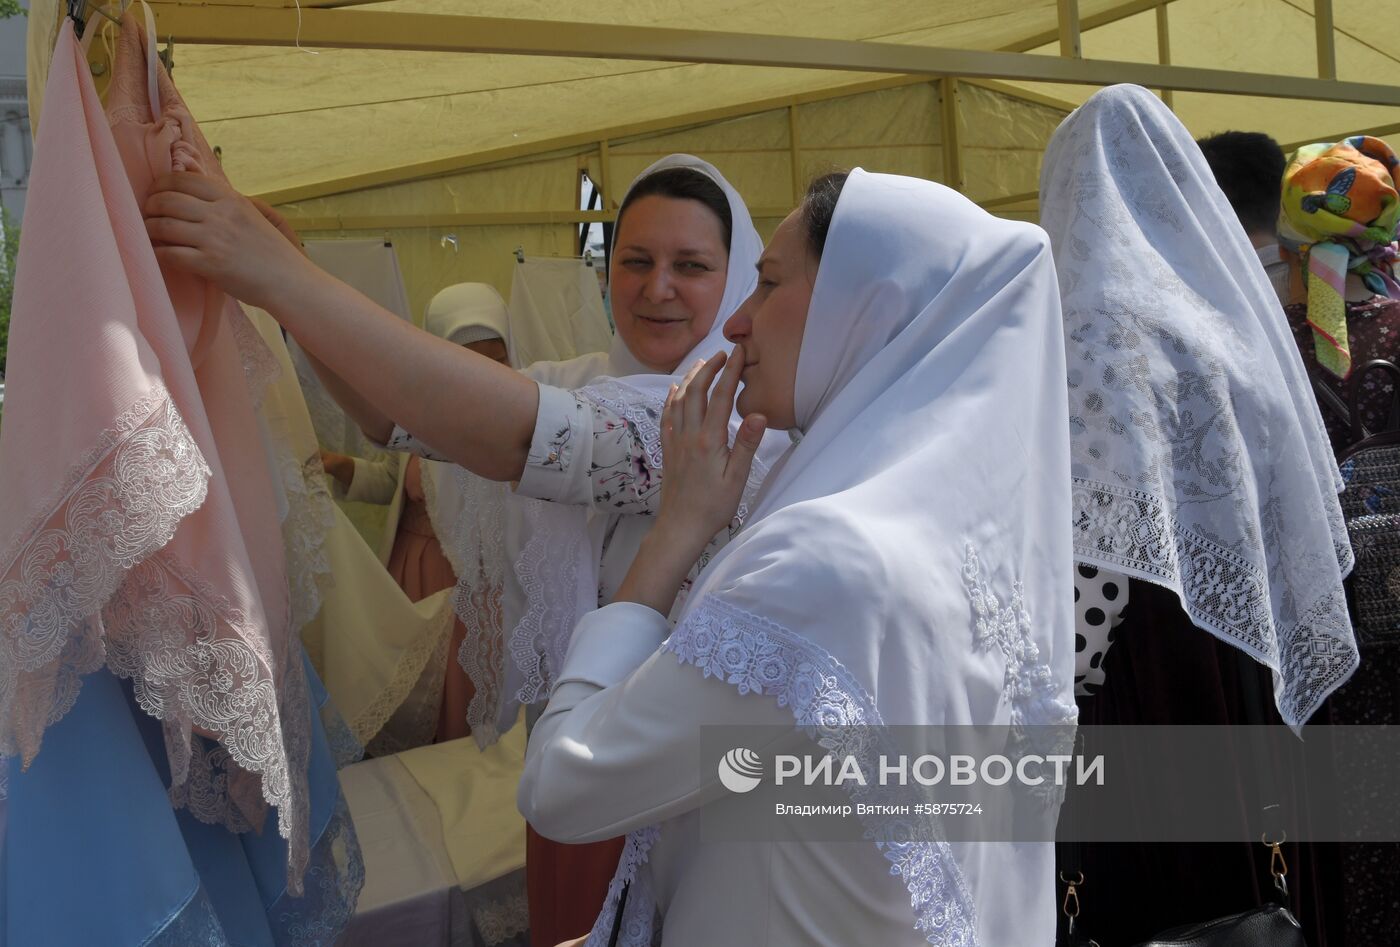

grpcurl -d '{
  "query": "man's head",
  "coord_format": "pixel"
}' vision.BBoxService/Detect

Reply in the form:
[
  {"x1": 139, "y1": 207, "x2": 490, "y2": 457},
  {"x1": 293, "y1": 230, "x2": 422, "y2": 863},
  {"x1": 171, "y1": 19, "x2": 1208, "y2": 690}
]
[{"x1": 1197, "y1": 131, "x2": 1287, "y2": 240}]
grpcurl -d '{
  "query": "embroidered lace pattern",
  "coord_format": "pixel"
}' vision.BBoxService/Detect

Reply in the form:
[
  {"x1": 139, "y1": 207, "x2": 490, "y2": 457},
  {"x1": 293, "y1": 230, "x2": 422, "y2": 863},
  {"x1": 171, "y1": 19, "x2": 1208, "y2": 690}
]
[
  {"x1": 0, "y1": 390, "x2": 207, "y2": 763},
  {"x1": 0, "y1": 382, "x2": 321, "y2": 888},
  {"x1": 349, "y1": 589, "x2": 456, "y2": 750},
  {"x1": 1045, "y1": 98, "x2": 1359, "y2": 726},
  {"x1": 269, "y1": 790, "x2": 366, "y2": 947},
  {"x1": 148, "y1": 885, "x2": 231, "y2": 947},
  {"x1": 585, "y1": 595, "x2": 981, "y2": 947},
  {"x1": 277, "y1": 452, "x2": 338, "y2": 635},
  {"x1": 434, "y1": 467, "x2": 513, "y2": 748},
  {"x1": 961, "y1": 544, "x2": 1077, "y2": 808},
  {"x1": 511, "y1": 381, "x2": 772, "y2": 707},
  {"x1": 1071, "y1": 478, "x2": 1355, "y2": 725},
  {"x1": 229, "y1": 304, "x2": 282, "y2": 410}
]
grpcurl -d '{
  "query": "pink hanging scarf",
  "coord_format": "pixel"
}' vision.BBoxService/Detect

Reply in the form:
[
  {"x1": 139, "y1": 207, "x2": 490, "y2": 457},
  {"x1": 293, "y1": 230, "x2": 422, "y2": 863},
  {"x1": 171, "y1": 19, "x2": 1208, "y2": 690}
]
[{"x1": 0, "y1": 14, "x2": 313, "y2": 887}]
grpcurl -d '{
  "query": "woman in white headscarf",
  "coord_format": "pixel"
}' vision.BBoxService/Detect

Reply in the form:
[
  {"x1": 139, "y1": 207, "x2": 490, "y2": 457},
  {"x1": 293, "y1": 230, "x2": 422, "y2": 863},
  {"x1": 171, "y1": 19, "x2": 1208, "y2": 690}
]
[
  {"x1": 518, "y1": 169, "x2": 1077, "y2": 946},
  {"x1": 1038, "y1": 84, "x2": 1357, "y2": 944},
  {"x1": 144, "y1": 153, "x2": 788, "y2": 945}
]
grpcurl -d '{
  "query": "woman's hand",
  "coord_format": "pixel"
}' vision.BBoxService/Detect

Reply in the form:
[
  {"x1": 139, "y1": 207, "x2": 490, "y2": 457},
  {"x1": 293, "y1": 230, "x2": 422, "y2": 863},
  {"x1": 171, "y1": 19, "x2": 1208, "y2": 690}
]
[
  {"x1": 614, "y1": 346, "x2": 766, "y2": 616},
  {"x1": 655, "y1": 347, "x2": 767, "y2": 551},
  {"x1": 144, "y1": 172, "x2": 318, "y2": 311},
  {"x1": 319, "y1": 449, "x2": 355, "y2": 489}
]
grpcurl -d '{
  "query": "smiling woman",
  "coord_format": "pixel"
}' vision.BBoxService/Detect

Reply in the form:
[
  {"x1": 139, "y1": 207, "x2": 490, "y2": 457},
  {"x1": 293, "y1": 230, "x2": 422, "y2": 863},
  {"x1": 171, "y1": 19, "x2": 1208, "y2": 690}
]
[{"x1": 609, "y1": 168, "x2": 733, "y2": 373}]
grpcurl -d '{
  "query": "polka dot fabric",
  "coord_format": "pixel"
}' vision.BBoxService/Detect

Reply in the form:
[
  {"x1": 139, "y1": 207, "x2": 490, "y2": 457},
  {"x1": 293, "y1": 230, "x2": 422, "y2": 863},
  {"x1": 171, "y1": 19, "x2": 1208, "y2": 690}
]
[{"x1": 1073, "y1": 563, "x2": 1130, "y2": 696}]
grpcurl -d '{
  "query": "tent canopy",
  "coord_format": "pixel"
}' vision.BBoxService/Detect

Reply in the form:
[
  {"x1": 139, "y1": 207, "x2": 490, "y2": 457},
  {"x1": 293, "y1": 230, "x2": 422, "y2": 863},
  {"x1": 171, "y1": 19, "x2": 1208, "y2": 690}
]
[{"x1": 28, "y1": 0, "x2": 1400, "y2": 313}]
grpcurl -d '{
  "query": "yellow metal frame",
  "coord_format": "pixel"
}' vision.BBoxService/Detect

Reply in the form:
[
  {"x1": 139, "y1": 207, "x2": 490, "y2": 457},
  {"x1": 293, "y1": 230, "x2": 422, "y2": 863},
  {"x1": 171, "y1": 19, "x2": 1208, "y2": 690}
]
[
  {"x1": 93, "y1": 0, "x2": 1387, "y2": 222},
  {"x1": 143, "y1": 3, "x2": 1400, "y2": 107}
]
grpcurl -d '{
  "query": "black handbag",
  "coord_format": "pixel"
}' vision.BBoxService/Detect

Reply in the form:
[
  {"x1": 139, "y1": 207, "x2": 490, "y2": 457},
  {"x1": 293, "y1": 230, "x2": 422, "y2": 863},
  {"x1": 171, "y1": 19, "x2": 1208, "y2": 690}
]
[{"x1": 1131, "y1": 901, "x2": 1305, "y2": 947}]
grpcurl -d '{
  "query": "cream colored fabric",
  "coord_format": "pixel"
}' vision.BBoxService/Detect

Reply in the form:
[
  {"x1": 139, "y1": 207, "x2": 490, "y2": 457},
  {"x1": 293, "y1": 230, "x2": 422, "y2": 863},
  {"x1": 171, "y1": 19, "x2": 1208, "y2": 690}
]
[
  {"x1": 506, "y1": 256, "x2": 614, "y2": 368},
  {"x1": 242, "y1": 307, "x2": 456, "y2": 750},
  {"x1": 397, "y1": 724, "x2": 528, "y2": 892},
  {"x1": 338, "y1": 727, "x2": 528, "y2": 946},
  {"x1": 302, "y1": 531, "x2": 455, "y2": 748}
]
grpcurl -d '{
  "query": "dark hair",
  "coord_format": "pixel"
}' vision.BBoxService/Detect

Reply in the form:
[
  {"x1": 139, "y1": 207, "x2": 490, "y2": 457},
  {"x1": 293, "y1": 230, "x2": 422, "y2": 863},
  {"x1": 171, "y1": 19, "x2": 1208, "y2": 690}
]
[
  {"x1": 800, "y1": 170, "x2": 850, "y2": 259},
  {"x1": 1195, "y1": 131, "x2": 1286, "y2": 235},
  {"x1": 615, "y1": 167, "x2": 733, "y2": 252}
]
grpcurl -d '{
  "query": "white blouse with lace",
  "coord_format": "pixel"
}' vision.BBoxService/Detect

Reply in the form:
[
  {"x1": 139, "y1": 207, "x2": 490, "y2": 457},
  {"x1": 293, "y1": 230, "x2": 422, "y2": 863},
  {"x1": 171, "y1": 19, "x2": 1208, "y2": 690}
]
[{"x1": 516, "y1": 601, "x2": 922, "y2": 947}]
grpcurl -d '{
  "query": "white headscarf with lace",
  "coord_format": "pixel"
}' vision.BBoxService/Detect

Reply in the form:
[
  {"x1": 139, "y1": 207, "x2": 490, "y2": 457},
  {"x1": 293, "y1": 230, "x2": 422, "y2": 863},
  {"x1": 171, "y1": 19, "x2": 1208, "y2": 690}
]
[
  {"x1": 1038, "y1": 84, "x2": 1357, "y2": 726},
  {"x1": 587, "y1": 169, "x2": 1078, "y2": 947}
]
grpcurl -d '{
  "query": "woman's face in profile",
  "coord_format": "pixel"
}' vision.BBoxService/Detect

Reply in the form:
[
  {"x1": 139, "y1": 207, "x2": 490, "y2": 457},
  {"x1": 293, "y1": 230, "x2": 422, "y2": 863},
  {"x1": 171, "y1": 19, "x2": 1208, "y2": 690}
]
[
  {"x1": 724, "y1": 210, "x2": 814, "y2": 431},
  {"x1": 464, "y1": 337, "x2": 510, "y2": 365},
  {"x1": 609, "y1": 195, "x2": 730, "y2": 373}
]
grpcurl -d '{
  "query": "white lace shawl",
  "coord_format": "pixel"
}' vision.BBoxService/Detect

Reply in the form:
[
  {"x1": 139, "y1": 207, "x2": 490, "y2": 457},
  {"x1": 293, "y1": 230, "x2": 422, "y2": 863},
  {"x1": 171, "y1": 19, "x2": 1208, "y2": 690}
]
[
  {"x1": 584, "y1": 170, "x2": 1078, "y2": 947},
  {"x1": 1039, "y1": 84, "x2": 1357, "y2": 726}
]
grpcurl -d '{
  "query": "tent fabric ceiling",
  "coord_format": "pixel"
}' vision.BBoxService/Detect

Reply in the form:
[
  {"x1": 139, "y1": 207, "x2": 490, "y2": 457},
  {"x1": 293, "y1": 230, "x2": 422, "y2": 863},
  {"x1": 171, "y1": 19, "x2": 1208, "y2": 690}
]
[
  {"x1": 161, "y1": 0, "x2": 1130, "y2": 197},
  {"x1": 28, "y1": 0, "x2": 1400, "y2": 201}
]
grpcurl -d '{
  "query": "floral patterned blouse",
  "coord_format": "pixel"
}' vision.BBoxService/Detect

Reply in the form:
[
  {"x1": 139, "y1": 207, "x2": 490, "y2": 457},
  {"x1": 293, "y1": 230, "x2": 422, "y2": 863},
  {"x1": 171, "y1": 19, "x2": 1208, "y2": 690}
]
[
  {"x1": 1285, "y1": 296, "x2": 1400, "y2": 456},
  {"x1": 384, "y1": 384, "x2": 733, "y2": 608},
  {"x1": 385, "y1": 384, "x2": 660, "y2": 517}
]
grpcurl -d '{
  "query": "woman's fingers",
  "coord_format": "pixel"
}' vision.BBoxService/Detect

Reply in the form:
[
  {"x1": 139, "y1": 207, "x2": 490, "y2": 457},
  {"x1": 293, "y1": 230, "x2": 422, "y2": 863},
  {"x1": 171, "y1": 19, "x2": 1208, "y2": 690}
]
[
  {"x1": 143, "y1": 188, "x2": 210, "y2": 224},
  {"x1": 150, "y1": 171, "x2": 227, "y2": 201},
  {"x1": 705, "y1": 344, "x2": 744, "y2": 442},
  {"x1": 725, "y1": 413, "x2": 768, "y2": 488},
  {"x1": 681, "y1": 352, "x2": 726, "y2": 434},
  {"x1": 145, "y1": 216, "x2": 206, "y2": 249},
  {"x1": 152, "y1": 244, "x2": 213, "y2": 278}
]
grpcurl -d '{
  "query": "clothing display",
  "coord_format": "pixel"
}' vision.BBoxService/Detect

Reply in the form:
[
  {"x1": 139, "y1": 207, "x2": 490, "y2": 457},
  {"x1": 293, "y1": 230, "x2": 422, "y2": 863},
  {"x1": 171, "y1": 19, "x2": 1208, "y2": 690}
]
[
  {"x1": 338, "y1": 729, "x2": 529, "y2": 947},
  {"x1": 1040, "y1": 84, "x2": 1357, "y2": 729},
  {"x1": 519, "y1": 168, "x2": 1077, "y2": 946},
  {"x1": 506, "y1": 256, "x2": 614, "y2": 369},
  {"x1": 0, "y1": 12, "x2": 361, "y2": 943},
  {"x1": 6, "y1": 0, "x2": 1390, "y2": 932}
]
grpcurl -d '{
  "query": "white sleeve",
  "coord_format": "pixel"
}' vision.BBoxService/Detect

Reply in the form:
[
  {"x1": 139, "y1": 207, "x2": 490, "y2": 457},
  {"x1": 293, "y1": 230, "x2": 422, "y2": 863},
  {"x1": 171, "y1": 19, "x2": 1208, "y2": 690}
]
[
  {"x1": 343, "y1": 454, "x2": 400, "y2": 505},
  {"x1": 380, "y1": 424, "x2": 454, "y2": 463},
  {"x1": 517, "y1": 601, "x2": 797, "y2": 843},
  {"x1": 514, "y1": 384, "x2": 663, "y2": 515}
]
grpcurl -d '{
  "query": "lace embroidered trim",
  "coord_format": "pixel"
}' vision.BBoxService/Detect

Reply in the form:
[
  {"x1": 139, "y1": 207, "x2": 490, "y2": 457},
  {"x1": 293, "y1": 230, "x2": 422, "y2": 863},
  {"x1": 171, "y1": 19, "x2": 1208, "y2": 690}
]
[
  {"x1": 1072, "y1": 477, "x2": 1358, "y2": 725},
  {"x1": 580, "y1": 379, "x2": 666, "y2": 470},
  {"x1": 510, "y1": 495, "x2": 590, "y2": 707},
  {"x1": 0, "y1": 387, "x2": 316, "y2": 889},
  {"x1": 365, "y1": 614, "x2": 453, "y2": 757},
  {"x1": 229, "y1": 305, "x2": 282, "y2": 410},
  {"x1": 148, "y1": 885, "x2": 232, "y2": 947},
  {"x1": 346, "y1": 588, "x2": 456, "y2": 748},
  {"x1": 585, "y1": 597, "x2": 980, "y2": 947},
  {"x1": 269, "y1": 789, "x2": 366, "y2": 947},
  {"x1": 435, "y1": 469, "x2": 513, "y2": 748},
  {"x1": 0, "y1": 390, "x2": 207, "y2": 759},
  {"x1": 278, "y1": 452, "x2": 338, "y2": 635},
  {"x1": 508, "y1": 383, "x2": 772, "y2": 710}
]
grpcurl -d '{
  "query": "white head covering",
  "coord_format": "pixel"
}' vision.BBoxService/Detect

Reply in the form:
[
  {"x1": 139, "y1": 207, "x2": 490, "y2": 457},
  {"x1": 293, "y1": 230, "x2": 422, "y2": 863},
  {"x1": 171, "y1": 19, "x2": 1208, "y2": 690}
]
[
  {"x1": 1038, "y1": 84, "x2": 1357, "y2": 727},
  {"x1": 588, "y1": 170, "x2": 1077, "y2": 947},
  {"x1": 424, "y1": 282, "x2": 513, "y2": 355},
  {"x1": 432, "y1": 155, "x2": 787, "y2": 745}
]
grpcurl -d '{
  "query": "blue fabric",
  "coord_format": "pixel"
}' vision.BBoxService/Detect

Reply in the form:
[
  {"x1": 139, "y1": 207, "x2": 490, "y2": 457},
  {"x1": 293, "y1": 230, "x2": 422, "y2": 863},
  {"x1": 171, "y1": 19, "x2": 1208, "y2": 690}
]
[{"x1": 1, "y1": 651, "x2": 361, "y2": 947}]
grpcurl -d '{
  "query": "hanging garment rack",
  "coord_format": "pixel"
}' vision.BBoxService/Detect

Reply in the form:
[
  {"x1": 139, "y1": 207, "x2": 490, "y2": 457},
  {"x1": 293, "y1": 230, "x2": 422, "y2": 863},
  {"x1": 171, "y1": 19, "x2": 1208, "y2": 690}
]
[
  {"x1": 68, "y1": 0, "x2": 122, "y2": 38},
  {"x1": 513, "y1": 246, "x2": 595, "y2": 267}
]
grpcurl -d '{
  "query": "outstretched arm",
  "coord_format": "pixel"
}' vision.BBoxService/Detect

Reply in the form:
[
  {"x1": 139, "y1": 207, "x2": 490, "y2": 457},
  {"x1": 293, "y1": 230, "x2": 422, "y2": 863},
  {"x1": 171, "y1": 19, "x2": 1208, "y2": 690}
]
[{"x1": 146, "y1": 173, "x2": 537, "y2": 482}]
